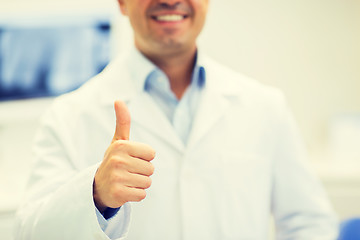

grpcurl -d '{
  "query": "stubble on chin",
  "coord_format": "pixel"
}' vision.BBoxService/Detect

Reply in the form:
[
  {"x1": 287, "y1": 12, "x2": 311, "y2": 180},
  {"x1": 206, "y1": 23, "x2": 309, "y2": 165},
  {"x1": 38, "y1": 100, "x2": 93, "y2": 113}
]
[{"x1": 157, "y1": 32, "x2": 183, "y2": 50}]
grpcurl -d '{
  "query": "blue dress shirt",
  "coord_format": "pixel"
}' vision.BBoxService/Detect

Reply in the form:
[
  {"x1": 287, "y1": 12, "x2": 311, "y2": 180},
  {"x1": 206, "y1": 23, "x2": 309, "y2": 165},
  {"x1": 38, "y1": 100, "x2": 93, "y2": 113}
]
[{"x1": 131, "y1": 48, "x2": 206, "y2": 143}]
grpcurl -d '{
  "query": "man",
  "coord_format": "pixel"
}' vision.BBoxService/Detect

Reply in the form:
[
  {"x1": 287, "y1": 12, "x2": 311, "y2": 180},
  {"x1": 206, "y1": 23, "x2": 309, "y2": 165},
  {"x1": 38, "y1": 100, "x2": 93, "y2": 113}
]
[{"x1": 15, "y1": 0, "x2": 338, "y2": 239}]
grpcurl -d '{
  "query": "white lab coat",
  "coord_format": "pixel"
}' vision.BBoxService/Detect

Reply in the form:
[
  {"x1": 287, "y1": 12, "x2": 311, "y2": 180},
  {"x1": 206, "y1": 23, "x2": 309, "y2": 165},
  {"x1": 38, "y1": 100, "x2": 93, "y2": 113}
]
[{"x1": 15, "y1": 52, "x2": 338, "y2": 240}]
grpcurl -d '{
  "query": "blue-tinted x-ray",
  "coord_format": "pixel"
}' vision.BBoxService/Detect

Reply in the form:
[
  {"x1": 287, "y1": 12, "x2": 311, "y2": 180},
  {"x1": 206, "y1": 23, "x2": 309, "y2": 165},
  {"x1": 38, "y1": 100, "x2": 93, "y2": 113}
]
[{"x1": 0, "y1": 20, "x2": 110, "y2": 101}]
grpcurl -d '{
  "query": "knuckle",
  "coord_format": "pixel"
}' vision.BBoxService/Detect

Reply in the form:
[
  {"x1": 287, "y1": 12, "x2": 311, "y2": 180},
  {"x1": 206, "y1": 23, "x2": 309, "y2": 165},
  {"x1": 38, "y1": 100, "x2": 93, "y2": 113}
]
[
  {"x1": 107, "y1": 158, "x2": 116, "y2": 169},
  {"x1": 115, "y1": 172, "x2": 127, "y2": 184},
  {"x1": 108, "y1": 155, "x2": 120, "y2": 166},
  {"x1": 108, "y1": 172, "x2": 127, "y2": 186},
  {"x1": 107, "y1": 155, "x2": 127, "y2": 170},
  {"x1": 113, "y1": 140, "x2": 128, "y2": 150},
  {"x1": 114, "y1": 158, "x2": 127, "y2": 169}
]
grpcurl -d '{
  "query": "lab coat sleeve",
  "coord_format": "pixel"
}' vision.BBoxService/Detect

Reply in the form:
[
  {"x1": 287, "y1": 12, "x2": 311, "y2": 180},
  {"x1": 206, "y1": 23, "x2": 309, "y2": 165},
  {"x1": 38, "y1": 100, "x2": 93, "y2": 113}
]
[
  {"x1": 14, "y1": 104, "x2": 131, "y2": 240},
  {"x1": 271, "y1": 94, "x2": 339, "y2": 239}
]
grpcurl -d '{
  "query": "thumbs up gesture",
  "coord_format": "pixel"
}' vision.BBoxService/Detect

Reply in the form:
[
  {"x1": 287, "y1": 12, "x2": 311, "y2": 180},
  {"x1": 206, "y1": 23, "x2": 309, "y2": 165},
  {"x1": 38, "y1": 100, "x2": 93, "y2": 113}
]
[{"x1": 93, "y1": 100, "x2": 156, "y2": 213}]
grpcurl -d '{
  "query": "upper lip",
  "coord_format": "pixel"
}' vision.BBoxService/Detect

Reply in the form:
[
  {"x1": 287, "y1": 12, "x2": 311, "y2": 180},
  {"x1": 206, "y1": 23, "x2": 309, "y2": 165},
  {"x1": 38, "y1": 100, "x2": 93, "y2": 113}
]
[{"x1": 147, "y1": 3, "x2": 193, "y2": 19}]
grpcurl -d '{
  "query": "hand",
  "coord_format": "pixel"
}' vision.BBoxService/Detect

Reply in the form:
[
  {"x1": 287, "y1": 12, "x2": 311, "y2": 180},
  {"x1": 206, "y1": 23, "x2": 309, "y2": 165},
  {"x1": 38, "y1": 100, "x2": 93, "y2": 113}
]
[{"x1": 93, "y1": 100, "x2": 155, "y2": 213}]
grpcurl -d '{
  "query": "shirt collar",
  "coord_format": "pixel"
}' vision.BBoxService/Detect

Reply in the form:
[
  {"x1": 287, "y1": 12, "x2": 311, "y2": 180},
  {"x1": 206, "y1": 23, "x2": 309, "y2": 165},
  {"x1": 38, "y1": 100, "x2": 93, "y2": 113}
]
[
  {"x1": 98, "y1": 47, "x2": 241, "y2": 106},
  {"x1": 126, "y1": 47, "x2": 158, "y2": 93},
  {"x1": 126, "y1": 47, "x2": 207, "y2": 94}
]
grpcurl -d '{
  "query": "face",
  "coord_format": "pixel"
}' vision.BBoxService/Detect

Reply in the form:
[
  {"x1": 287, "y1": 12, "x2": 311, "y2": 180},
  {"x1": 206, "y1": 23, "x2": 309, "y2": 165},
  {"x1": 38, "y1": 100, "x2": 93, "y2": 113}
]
[{"x1": 118, "y1": 0, "x2": 209, "y2": 57}]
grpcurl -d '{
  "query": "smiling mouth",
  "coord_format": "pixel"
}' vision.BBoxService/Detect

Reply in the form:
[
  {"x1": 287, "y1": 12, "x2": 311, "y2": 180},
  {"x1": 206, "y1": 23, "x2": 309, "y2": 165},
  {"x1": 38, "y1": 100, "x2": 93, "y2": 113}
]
[{"x1": 151, "y1": 14, "x2": 188, "y2": 22}]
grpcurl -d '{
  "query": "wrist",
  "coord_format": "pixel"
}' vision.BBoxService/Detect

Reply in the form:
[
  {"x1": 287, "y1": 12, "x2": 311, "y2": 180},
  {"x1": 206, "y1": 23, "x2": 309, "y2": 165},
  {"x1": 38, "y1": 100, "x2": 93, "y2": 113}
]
[{"x1": 93, "y1": 180, "x2": 107, "y2": 213}]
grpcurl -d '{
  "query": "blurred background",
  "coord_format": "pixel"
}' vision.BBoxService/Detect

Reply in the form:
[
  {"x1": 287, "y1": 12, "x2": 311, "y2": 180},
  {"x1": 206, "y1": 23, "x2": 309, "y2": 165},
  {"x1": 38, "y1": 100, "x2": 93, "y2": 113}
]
[{"x1": 0, "y1": 0, "x2": 359, "y2": 239}]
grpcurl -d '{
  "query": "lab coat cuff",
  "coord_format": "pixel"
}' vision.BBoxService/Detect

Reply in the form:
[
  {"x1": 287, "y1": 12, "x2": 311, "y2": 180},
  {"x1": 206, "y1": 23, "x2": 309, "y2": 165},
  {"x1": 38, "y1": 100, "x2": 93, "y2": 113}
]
[
  {"x1": 95, "y1": 207, "x2": 122, "y2": 230},
  {"x1": 95, "y1": 203, "x2": 132, "y2": 239},
  {"x1": 96, "y1": 208, "x2": 109, "y2": 232}
]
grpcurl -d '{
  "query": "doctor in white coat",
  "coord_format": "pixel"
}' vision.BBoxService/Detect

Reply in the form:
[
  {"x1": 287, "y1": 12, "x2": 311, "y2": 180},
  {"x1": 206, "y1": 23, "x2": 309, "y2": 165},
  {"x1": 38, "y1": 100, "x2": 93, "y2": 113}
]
[{"x1": 15, "y1": 0, "x2": 338, "y2": 239}]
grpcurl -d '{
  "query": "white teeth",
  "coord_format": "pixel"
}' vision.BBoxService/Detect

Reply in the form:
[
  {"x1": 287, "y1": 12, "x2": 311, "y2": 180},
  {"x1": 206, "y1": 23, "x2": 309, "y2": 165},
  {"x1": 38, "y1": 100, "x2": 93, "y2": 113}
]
[{"x1": 155, "y1": 15, "x2": 184, "y2": 22}]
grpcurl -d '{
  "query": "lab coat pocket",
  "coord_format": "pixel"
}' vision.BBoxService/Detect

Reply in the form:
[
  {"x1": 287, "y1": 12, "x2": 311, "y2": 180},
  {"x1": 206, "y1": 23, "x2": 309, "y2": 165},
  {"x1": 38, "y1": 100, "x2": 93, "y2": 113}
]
[{"x1": 219, "y1": 152, "x2": 271, "y2": 239}]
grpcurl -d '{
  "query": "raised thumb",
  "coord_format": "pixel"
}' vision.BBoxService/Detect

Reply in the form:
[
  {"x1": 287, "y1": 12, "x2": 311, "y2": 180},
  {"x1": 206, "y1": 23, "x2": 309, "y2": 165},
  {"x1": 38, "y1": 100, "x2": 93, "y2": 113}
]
[{"x1": 113, "y1": 100, "x2": 131, "y2": 141}]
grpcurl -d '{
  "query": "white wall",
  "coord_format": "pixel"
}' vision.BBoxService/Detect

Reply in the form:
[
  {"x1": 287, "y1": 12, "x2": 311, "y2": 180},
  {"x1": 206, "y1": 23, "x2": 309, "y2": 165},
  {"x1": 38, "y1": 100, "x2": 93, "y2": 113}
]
[{"x1": 199, "y1": 0, "x2": 360, "y2": 154}]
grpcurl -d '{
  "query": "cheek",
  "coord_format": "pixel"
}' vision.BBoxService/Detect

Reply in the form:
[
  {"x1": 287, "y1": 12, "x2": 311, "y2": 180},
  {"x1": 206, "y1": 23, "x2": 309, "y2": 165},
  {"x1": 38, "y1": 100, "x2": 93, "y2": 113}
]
[
  {"x1": 193, "y1": 10, "x2": 207, "y2": 32},
  {"x1": 191, "y1": 0, "x2": 209, "y2": 23},
  {"x1": 190, "y1": 0, "x2": 209, "y2": 10},
  {"x1": 129, "y1": 13, "x2": 148, "y2": 34}
]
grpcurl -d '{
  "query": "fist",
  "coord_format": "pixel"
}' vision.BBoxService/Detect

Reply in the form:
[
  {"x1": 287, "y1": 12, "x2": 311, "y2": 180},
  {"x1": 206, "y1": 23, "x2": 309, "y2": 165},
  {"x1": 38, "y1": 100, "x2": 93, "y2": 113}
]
[{"x1": 93, "y1": 100, "x2": 155, "y2": 213}]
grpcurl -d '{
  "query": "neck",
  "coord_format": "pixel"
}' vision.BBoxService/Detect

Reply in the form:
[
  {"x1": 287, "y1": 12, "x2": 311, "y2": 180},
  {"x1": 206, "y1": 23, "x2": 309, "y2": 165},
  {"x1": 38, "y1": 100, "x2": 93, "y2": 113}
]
[{"x1": 139, "y1": 46, "x2": 197, "y2": 99}]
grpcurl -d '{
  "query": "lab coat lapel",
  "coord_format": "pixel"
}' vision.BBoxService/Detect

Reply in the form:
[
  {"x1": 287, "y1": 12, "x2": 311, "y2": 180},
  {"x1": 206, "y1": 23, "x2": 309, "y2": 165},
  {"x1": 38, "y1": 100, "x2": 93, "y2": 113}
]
[
  {"x1": 187, "y1": 56, "x2": 243, "y2": 150},
  {"x1": 187, "y1": 87, "x2": 231, "y2": 150},
  {"x1": 188, "y1": 55, "x2": 241, "y2": 148},
  {"x1": 129, "y1": 93, "x2": 185, "y2": 152}
]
